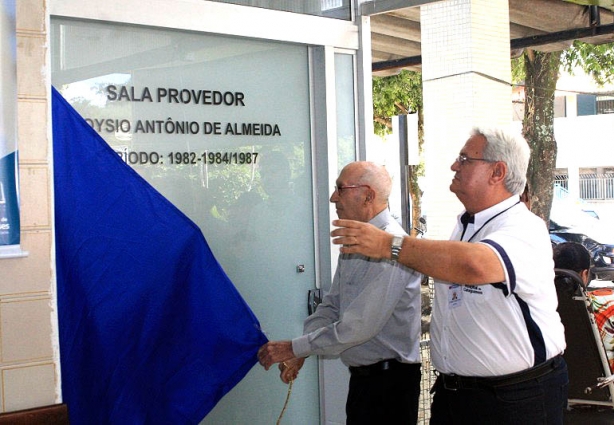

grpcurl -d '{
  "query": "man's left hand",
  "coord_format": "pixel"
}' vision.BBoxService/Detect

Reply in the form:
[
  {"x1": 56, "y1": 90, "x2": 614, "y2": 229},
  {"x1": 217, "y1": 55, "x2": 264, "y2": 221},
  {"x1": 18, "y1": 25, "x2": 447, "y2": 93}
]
[{"x1": 257, "y1": 341, "x2": 294, "y2": 370}]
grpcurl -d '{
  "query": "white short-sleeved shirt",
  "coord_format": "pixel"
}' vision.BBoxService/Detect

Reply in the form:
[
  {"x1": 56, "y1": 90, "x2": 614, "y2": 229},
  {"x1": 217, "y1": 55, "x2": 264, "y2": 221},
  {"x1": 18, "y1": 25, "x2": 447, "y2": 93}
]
[{"x1": 430, "y1": 195, "x2": 566, "y2": 377}]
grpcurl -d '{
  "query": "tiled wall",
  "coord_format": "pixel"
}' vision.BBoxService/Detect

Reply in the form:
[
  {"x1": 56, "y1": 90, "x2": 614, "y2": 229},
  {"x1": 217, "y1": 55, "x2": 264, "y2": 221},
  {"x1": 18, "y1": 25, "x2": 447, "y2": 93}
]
[
  {"x1": 420, "y1": 0, "x2": 513, "y2": 240},
  {"x1": 0, "y1": 0, "x2": 59, "y2": 413}
]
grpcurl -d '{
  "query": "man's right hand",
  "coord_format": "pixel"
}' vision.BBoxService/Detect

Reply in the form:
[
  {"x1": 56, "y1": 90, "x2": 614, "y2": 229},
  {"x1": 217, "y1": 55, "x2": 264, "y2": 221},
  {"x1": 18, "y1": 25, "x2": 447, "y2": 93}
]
[
  {"x1": 331, "y1": 219, "x2": 392, "y2": 259},
  {"x1": 279, "y1": 357, "x2": 306, "y2": 384}
]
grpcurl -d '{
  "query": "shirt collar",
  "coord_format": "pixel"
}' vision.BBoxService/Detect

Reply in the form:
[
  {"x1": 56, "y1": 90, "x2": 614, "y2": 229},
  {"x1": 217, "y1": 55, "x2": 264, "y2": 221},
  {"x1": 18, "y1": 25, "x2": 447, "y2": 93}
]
[
  {"x1": 459, "y1": 195, "x2": 520, "y2": 228},
  {"x1": 369, "y1": 208, "x2": 393, "y2": 230}
]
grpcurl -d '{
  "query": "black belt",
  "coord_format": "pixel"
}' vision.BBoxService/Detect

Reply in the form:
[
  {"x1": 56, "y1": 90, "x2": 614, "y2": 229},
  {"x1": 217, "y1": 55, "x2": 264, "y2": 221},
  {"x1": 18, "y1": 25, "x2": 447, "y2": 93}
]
[
  {"x1": 349, "y1": 359, "x2": 419, "y2": 376},
  {"x1": 438, "y1": 354, "x2": 563, "y2": 391}
]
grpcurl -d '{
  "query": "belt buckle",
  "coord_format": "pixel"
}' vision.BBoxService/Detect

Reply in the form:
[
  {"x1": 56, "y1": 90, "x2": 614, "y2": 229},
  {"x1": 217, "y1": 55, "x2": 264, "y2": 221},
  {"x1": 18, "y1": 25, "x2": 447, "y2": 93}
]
[{"x1": 443, "y1": 374, "x2": 461, "y2": 391}]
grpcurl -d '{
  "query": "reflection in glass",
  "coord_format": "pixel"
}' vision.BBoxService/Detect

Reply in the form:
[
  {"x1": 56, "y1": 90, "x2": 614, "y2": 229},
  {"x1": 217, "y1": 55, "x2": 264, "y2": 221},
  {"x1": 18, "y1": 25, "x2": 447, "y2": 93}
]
[
  {"x1": 335, "y1": 52, "x2": 357, "y2": 168},
  {"x1": 210, "y1": 0, "x2": 352, "y2": 20}
]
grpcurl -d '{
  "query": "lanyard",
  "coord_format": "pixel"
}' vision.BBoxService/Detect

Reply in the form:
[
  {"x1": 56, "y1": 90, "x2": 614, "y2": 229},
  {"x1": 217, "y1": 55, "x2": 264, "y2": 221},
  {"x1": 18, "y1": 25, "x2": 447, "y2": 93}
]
[{"x1": 462, "y1": 201, "x2": 521, "y2": 242}]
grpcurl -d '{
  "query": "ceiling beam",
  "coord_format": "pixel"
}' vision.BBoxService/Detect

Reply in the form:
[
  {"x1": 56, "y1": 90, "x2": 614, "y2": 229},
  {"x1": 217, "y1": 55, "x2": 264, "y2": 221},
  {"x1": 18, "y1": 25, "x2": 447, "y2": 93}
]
[
  {"x1": 509, "y1": 0, "x2": 591, "y2": 32},
  {"x1": 372, "y1": 22, "x2": 614, "y2": 73},
  {"x1": 373, "y1": 55, "x2": 423, "y2": 73},
  {"x1": 388, "y1": 7, "x2": 421, "y2": 21},
  {"x1": 371, "y1": 33, "x2": 422, "y2": 56},
  {"x1": 510, "y1": 22, "x2": 614, "y2": 48},
  {"x1": 371, "y1": 14, "x2": 421, "y2": 41},
  {"x1": 510, "y1": 23, "x2": 575, "y2": 51},
  {"x1": 361, "y1": 0, "x2": 440, "y2": 16}
]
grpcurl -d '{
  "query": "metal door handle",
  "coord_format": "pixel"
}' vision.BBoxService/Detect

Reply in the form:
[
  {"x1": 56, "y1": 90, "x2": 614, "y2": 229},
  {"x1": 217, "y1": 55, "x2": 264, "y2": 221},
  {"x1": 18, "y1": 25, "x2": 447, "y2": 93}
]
[{"x1": 307, "y1": 289, "x2": 322, "y2": 315}]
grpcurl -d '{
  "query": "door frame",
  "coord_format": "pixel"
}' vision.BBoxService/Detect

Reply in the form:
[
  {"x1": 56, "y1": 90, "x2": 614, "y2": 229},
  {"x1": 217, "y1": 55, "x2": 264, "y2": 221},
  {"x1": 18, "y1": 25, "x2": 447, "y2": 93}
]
[{"x1": 49, "y1": 2, "x2": 371, "y2": 423}]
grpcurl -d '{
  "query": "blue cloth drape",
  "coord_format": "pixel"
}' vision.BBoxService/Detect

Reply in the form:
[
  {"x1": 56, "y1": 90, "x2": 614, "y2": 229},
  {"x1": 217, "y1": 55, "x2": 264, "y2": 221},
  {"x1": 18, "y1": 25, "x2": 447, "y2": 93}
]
[{"x1": 52, "y1": 87, "x2": 267, "y2": 424}]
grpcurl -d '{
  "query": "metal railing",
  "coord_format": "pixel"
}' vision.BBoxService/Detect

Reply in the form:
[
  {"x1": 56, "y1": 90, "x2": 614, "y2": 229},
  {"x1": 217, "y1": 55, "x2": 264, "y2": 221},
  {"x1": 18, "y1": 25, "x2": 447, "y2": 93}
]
[
  {"x1": 418, "y1": 337, "x2": 435, "y2": 423},
  {"x1": 580, "y1": 174, "x2": 614, "y2": 200},
  {"x1": 418, "y1": 279, "x2": 436, "y2": 423},
  {"x1": 554, "y1": 174, "x2": 614, "y2": 201},
  {"x1": 553, "y1": 175, "x2": 568, "y2": 194}
]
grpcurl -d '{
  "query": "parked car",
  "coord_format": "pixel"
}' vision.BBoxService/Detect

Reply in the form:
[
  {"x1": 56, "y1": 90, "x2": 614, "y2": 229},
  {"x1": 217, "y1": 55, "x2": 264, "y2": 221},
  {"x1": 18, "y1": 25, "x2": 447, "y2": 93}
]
[{"x1": 549, "y1": 199, "x2": 614, "y2": 282}]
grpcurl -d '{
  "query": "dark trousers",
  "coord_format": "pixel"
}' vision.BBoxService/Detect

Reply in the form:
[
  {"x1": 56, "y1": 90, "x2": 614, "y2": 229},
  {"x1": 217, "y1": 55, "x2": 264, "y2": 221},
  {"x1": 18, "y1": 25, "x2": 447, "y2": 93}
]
[
  {"x1": 346, "y1": 361, "x2": 421, "y2": 425},
  {"x1": 430, "y1": 356, "x2": 569, "y2": 425}
]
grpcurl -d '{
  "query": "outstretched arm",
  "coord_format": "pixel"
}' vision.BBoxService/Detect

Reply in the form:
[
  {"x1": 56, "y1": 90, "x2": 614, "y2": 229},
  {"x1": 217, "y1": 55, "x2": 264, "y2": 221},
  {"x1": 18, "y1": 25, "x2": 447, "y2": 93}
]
[{"x1": 330, "y1": 219, "x2": 505, "y2": 285}]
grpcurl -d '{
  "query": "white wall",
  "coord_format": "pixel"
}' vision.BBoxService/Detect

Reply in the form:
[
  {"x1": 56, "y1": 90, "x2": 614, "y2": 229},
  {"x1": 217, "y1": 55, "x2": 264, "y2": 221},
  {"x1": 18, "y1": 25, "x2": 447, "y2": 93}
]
[{"x1": 553, "y1": 114, "x2": 614, "y2": 168}]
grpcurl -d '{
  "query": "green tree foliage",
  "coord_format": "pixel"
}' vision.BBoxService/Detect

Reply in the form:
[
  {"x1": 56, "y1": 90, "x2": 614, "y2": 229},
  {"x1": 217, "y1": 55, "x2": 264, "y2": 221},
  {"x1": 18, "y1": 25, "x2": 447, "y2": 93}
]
[
  {"x1": 372, "y1": 70, "x2": 424, "y2": 233},
  {"x1": 373, "y1": 70, "x2": 422, "y2": 135},
  {"x1": 561, "y1": 40, "x2": 614, "y2": 86}
]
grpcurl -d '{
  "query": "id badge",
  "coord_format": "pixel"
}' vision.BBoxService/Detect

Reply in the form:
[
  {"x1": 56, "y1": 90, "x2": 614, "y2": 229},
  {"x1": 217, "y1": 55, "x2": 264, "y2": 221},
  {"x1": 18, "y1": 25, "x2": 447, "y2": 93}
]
[{"x1": 448, "y1": 284, "x2": 463, "y2": 309}]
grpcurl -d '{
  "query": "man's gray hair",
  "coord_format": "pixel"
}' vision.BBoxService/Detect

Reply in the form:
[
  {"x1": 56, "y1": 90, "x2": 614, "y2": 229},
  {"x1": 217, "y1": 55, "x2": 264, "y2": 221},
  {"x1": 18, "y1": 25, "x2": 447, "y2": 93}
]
[{"x1": 472, "y1": 127, "x2": 530, "y2": 196}]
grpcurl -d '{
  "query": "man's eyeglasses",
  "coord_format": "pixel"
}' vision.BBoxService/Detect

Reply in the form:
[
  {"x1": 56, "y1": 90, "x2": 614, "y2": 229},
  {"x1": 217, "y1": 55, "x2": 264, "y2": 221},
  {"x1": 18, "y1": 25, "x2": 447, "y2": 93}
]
[
  {"x1": 455, "y1": 154, "x2": 494, "y2": 166},
  {"x1": 333, "y1": 185, "x2": 371, "y2": 195}
]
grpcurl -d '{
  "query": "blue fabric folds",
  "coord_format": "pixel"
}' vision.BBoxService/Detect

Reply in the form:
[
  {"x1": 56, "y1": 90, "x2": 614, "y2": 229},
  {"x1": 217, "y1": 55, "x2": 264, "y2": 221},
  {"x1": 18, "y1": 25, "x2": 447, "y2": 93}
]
[{"x1": 52, "y1": 87, "x2": 267, "y2": 424}]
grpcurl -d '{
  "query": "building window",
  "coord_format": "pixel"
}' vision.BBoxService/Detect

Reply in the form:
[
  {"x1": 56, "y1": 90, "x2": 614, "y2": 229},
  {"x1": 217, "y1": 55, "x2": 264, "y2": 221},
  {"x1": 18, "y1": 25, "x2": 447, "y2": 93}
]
[
  {"x1": 576, "y1": 94, "x2": 614, "y2": 116},
  {"x1": 577, "y1": 94, "x2": 597, "y2": 116},
  {"x1": 596, "y1": 95, "x2": 614, "y2": 114},
  {"x1": 554, "y1": 95, "x2": 566, "y2": 118}
]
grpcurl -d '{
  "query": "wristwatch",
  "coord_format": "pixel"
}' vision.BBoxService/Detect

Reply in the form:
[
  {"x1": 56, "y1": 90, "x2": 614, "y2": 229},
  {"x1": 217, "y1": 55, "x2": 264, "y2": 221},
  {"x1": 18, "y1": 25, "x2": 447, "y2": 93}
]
[{"x1": 391, "y1": 235, "x2": 404, "y2": 261}]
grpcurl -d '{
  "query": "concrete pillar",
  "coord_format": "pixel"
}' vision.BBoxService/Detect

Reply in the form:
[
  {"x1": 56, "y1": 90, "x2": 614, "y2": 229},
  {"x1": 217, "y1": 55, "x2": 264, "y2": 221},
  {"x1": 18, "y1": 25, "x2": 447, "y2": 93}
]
[
  {"x1": 420, "y1": 0, "x2": 512, "y2": 239},
  {"x1": 566, "y1": 94, "x2": 578, "y2": 117}
]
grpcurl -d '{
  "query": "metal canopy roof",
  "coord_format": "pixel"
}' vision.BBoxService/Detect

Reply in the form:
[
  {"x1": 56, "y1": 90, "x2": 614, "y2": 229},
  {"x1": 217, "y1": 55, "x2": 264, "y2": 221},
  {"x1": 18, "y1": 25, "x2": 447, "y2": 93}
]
[{"x1": 364, "y1": 0, "x2": 614, "y2": 76}]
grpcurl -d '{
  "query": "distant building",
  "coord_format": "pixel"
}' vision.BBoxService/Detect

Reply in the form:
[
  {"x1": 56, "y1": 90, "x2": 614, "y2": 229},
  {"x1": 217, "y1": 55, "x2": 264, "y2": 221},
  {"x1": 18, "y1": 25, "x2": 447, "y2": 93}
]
[{"x1": 513, "y1": 69, "x2": 614, "y2": 220}]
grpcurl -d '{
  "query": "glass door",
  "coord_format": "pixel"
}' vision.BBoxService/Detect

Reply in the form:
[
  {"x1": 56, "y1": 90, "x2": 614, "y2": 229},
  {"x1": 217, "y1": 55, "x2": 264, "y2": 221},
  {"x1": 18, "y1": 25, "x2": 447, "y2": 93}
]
[{"x1": 51, "y1": 18, "x2": 319, "y2": 424}]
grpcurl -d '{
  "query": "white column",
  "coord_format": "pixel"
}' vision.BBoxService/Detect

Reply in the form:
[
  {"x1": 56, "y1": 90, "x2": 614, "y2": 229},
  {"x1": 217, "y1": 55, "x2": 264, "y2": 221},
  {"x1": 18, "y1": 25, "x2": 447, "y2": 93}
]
[
  {"x1": 420, "y1": 0, "x2": 512, "y2": 239},
  {"x1": 565, "y1": 94, "x2": 578, "y2": 117},
  {"x1": 357, "y1": 15, "x2": 375, "y2": 158}
]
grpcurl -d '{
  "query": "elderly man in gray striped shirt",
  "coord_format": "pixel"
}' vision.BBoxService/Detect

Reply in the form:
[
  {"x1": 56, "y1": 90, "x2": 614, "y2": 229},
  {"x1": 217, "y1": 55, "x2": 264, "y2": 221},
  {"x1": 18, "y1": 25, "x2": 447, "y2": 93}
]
[{"x1": 258, "y1": 161, "x2": 423, "y2": 425}]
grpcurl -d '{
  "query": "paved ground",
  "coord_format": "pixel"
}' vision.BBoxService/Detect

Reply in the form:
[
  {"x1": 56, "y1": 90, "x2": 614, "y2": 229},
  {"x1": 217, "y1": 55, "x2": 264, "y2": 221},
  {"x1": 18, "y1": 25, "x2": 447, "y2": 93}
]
[{"x1": 564, "y1": 404, "x2": 614, "y2": 424}]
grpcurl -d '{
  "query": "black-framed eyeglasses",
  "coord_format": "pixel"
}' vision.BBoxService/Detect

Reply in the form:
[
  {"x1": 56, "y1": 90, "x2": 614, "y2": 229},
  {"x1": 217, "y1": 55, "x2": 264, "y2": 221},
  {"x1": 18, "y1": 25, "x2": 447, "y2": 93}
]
[
  {"x1": 455, "y1": 154, "x2": 494, "y2": 166},
  {"x1": 333, "y1": 184, "x2": 371, "y2": 196}
]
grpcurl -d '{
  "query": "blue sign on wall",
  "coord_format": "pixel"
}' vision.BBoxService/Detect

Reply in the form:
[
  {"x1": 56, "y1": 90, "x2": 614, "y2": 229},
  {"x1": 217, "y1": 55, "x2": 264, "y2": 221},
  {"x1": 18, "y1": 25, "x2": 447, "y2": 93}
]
[{"x1": 1, "y1": 0, "x2": 21, "y2": 250}]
